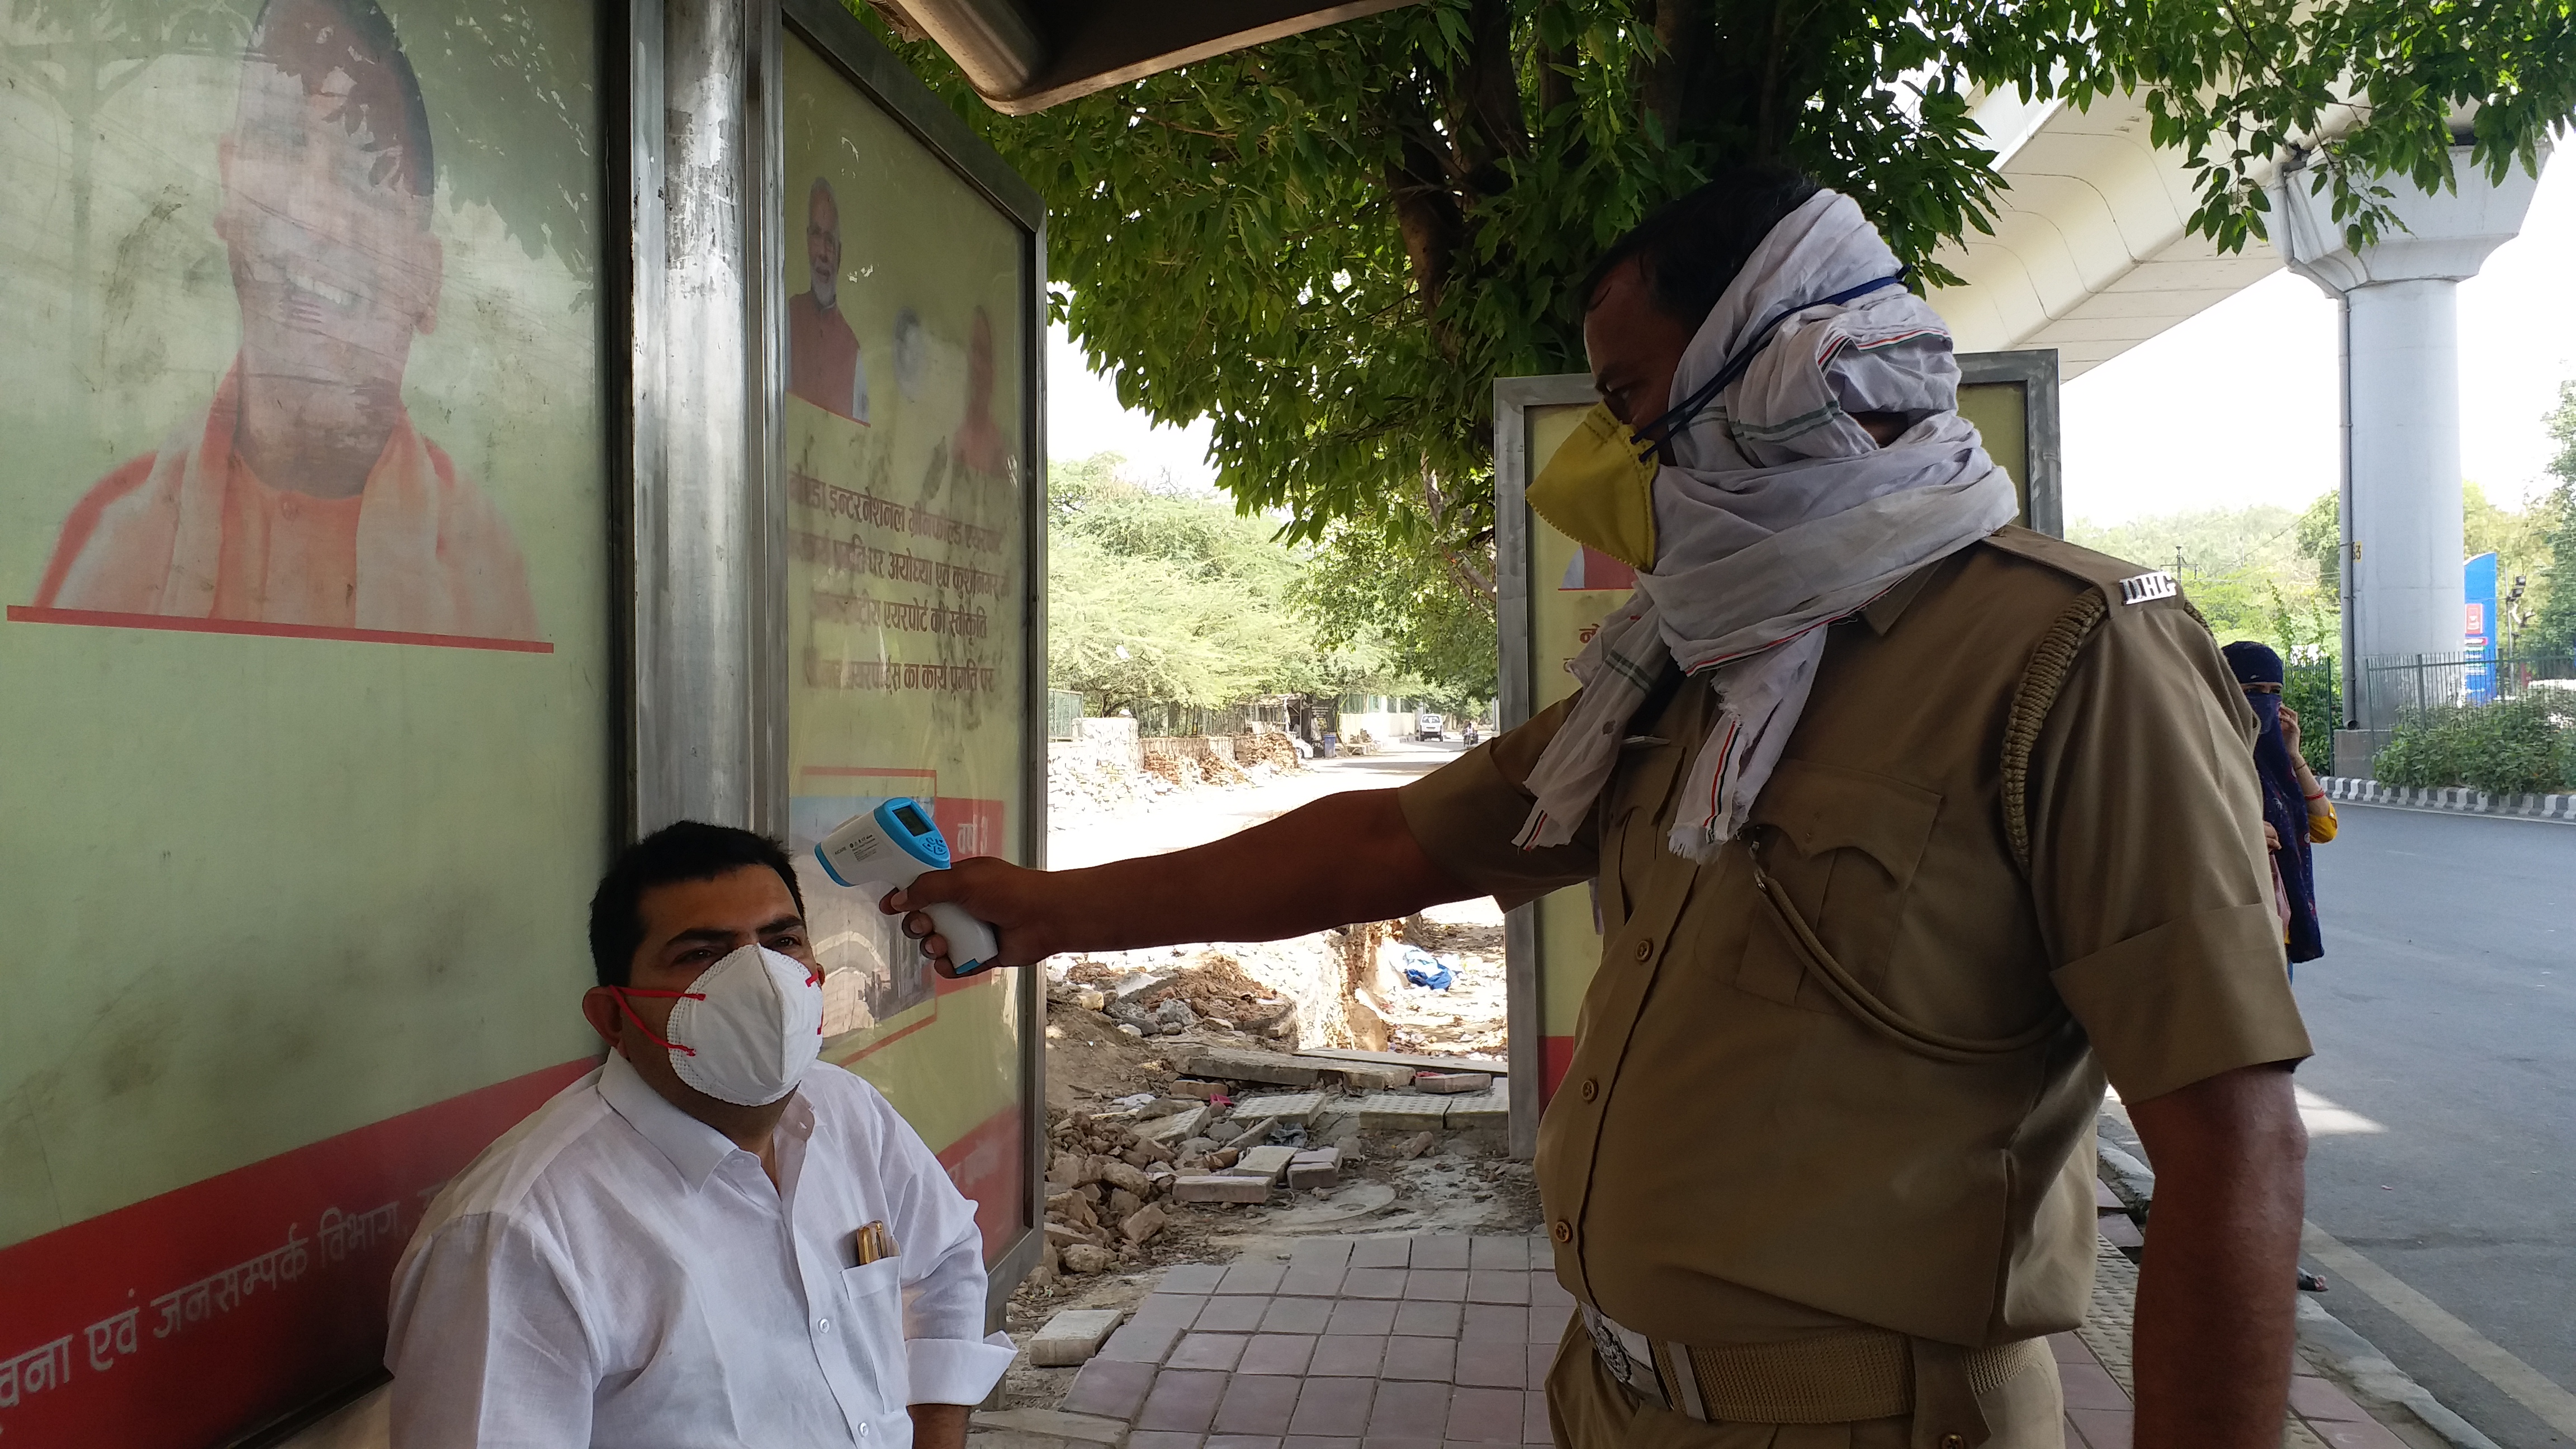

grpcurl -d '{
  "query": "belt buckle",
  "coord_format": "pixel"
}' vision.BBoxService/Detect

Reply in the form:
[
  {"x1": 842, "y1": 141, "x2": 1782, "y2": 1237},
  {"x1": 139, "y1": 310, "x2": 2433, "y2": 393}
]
[{"x1": 1580, "y1": 1305, "x2": 1667, "y2": 1409}]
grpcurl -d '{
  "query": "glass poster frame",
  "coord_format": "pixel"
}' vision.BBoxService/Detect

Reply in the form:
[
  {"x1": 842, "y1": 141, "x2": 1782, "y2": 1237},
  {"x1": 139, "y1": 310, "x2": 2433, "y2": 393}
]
[{"x1": 770, "y1": 0, "x2": 1048, "y2": 1296}]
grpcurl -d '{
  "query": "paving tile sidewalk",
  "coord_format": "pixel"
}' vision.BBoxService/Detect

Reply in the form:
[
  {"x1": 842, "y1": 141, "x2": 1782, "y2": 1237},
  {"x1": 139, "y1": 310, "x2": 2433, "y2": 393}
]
[{"x1": 1052, "y1": 1234, "x2": 2411, "y2": 1449}]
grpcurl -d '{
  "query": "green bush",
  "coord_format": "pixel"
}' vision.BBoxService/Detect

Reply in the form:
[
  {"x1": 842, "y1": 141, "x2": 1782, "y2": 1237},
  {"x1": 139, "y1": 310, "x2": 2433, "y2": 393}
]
[
  {"x1": 2375, "y1": 695, "x2": 2576, "y2": 795},
  {"x1": 2282, "y1": 664, "x2": 2338, "y2": 776}
]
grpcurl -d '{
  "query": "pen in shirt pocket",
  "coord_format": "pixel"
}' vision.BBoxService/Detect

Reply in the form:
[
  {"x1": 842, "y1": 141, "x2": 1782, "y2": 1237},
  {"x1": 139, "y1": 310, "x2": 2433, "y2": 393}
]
[{"x1": 853, "y1": 1221, "x2": 897, "y2": 1265}]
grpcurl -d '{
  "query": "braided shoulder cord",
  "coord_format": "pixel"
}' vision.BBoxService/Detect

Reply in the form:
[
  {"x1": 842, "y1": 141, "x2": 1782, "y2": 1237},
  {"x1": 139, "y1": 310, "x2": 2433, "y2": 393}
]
[{"x1": 2001, "y1": 590, "x2": 2108, "y2": 874}]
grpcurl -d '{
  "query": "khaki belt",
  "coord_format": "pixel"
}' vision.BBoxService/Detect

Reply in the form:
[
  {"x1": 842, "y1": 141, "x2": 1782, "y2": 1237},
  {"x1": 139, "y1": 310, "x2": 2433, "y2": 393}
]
[{"x1": 1580, "y1": 1304, "x2": 2045, "y2": 1426}]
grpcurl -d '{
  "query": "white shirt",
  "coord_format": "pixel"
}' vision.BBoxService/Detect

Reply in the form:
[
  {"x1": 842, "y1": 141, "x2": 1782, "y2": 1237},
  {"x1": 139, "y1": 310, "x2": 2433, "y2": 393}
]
[{"x1": 387, "y1": 1053, "x2": 1014, "y2": 1447}]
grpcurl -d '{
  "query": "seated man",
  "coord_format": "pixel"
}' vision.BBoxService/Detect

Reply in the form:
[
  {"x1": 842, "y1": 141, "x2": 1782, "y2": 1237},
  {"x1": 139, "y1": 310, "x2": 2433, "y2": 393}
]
[{"x1": 388, "y1": 822, "x2": 1011, "y2": 1446}]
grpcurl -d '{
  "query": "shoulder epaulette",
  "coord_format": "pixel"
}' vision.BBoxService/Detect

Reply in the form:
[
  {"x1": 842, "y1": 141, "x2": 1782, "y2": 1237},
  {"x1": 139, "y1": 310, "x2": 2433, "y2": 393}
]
[{"x1": 1982, "y1": 527, "x2": 2213, "y2": 872}]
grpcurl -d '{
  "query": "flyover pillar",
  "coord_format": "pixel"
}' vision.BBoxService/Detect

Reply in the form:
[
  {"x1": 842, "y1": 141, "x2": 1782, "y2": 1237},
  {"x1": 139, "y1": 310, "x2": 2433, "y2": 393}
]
[{"x1": 2269, "y1": 144, "x2": 2546, "y2": 738}]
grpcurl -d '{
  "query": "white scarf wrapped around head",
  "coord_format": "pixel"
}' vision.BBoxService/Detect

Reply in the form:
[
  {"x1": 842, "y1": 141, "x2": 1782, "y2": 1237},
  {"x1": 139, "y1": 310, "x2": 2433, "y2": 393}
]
[{"x1": 1514, "y1": 190, "x2": 2019, "y2": 862}]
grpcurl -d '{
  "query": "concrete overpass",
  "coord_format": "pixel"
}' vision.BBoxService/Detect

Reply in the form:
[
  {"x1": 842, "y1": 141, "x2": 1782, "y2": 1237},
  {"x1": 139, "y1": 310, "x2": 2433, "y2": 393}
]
[
  {"x1": 1928, "y1": 88, "x2": 2290, "y2": 377},
  {"x1": 1929, "y1": 89, "x2": 2551, "y2": 740}
]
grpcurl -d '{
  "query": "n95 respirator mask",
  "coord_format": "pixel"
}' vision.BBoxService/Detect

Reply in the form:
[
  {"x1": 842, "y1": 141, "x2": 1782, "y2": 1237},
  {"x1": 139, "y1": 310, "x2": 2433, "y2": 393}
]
[{"x1": 611, "y1": 943, "x2": 824, "y2": 1106}]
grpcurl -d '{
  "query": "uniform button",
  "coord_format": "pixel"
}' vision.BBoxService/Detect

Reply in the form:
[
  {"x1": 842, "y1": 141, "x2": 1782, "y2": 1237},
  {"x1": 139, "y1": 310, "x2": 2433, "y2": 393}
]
[
  {"x1": 1938, "y1": 1437, "x2": 1964, "y2": 1449},
  {"x1": 817, "y1": 1318, "x2": 832, "y2": 1332},
  {"x1": 1551, "y1": 1220, "x2": 1573, "y2": 1243},
  {"x1": 1579, "y1": 1078, "x2": 1598, "y2": 1102},
  {"x1": 1633, "y1": 939, "x2": 1654, "y2": 962}
]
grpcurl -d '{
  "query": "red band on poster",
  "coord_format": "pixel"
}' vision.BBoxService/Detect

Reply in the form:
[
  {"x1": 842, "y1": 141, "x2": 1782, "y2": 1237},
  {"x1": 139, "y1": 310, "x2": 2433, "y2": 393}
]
[
  {"x1": 1541, "y1": 1035, "x2": 1576, "y2": 1102},
  {"x1": 0, "y1": 1060, "x2": 590, "y2": 1448},
  {"x1": 935, "y1": 1104, "x2": 1028, "y2": 1267},
  {"x1": 6, "y1": 605, "x2": 555, "y2": 654},
  {"x1": 0, "y1": 1067, "x2": 1030, "y2": 1443}
]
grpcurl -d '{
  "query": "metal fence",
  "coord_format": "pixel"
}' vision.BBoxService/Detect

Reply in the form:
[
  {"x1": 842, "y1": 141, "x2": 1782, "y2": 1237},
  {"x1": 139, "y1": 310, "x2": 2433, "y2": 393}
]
[
  {"x1": 2357, "y1": 650, "x2": 2576, "y2": 721},
  {"x1": 1047, "y1": 688, "x2": 1084, "y2": 741}
]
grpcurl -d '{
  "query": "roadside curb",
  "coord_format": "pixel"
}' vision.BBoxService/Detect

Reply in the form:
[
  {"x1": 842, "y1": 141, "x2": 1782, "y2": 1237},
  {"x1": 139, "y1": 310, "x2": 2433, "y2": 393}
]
[
  {"x1": 2095, "y1": 1140, "x2": 2501, "y2": 1449},
  {"x1": 2295, "y1": 1298, "x2": 2506, "y2": 1449},
  {"x1": 2322, "y1": 776, "x2": 2576, "y2": 823}
]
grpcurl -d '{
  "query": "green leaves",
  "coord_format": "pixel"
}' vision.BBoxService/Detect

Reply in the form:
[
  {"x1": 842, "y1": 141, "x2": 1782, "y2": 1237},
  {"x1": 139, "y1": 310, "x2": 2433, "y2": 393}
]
[
  {"x1": 849, "y1": 0, "x2": 2569, "y2": 673},
  {"x1": 1045, "y1": 454, "x2": 1395, "y2": 711}
]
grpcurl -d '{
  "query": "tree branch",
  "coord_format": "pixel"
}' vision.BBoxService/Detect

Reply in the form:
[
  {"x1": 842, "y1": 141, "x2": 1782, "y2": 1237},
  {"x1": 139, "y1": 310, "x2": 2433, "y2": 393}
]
[{"x1": 1375, "y1": 69, "x2": 1467, "y2": 346}]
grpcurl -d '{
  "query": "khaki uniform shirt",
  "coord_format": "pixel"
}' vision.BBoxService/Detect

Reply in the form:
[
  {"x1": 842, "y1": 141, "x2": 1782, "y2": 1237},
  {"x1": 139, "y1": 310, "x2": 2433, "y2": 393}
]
[{"x1": 1398, "y1": 527, "x2": 2312, "y2": 1351}]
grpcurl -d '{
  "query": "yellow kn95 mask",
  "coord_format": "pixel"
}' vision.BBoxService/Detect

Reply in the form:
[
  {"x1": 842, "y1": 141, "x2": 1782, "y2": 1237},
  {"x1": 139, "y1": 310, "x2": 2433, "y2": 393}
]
[{"x1": 1525, "y1": 400, "x2": 1659, "y2": 571}]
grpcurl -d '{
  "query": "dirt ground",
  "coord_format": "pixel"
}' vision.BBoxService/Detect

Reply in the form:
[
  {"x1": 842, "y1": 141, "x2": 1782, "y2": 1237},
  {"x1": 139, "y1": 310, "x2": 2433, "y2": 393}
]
[{"x1": 1000, "y1": 741, "x2": 1537, "y2": 1405}]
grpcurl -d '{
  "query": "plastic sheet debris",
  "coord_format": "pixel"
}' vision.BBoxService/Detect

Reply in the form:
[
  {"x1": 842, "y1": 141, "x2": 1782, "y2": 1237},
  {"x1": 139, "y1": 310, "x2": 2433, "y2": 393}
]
[{"x1": 1400, "y1": 949, "x2": 1454, "y2": 991}]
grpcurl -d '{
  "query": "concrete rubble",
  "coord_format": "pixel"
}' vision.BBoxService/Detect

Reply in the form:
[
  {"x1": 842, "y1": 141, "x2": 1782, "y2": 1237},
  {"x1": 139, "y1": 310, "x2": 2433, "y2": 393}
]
[
  {"x1": 1027, "y1": 1309, "x2": 1124, "y2": 1367},
  {"x1": 1036, "y1": 1054, "x2": 1514, "y2": 1270}
]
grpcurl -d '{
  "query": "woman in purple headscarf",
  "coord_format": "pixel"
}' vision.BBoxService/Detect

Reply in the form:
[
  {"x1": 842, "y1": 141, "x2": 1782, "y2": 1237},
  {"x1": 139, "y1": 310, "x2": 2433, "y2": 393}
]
[{"x1": 2223, "y1": 641, "x2": 2337, "y2": 968}]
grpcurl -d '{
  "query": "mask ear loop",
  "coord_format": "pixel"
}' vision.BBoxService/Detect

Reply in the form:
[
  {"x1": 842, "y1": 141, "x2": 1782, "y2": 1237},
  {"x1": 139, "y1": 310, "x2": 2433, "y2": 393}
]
[
  {"x1": 1627, "y1": 271, "x2": 1914, "y2": 461},
  {"x1": 608, "y1": 986, "x2": 707, "y2": 1055}
]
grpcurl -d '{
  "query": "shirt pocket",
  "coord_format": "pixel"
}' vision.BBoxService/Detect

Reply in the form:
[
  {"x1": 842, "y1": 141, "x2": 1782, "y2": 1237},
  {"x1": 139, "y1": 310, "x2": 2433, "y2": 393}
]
[
  {"x1": 1737, "y1": 757, "x2": 1943, "y2": 1014},
  {"x1": 1606, "y1": 735, "x2": 1688, "y2": 930},
  {"x1": 837, "y1": 1255, "x2": 908, "y2": 1402}
]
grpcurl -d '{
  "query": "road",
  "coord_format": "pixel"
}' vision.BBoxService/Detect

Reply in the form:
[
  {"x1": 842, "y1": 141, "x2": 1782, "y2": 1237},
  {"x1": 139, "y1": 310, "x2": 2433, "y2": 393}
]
[{"x1": 2292, "y1": 804, "x2": 2576, "y2": 1448}]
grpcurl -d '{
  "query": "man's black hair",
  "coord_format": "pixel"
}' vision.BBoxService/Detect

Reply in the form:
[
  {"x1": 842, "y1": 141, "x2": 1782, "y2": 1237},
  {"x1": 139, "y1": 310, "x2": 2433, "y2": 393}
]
[
  {"x1": 588, "y1": 822, "x2": 808, "y2": 988},
  {"x1": 1578, "y1": 165, "x2": 1822, "y2": 326},
  {"x1": 248, "y1": 0, "x2": 437, "y2": 199}
]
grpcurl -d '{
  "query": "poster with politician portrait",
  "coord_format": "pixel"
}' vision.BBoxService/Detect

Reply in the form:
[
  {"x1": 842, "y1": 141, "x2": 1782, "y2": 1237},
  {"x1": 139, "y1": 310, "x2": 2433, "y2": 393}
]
[
  {"x1": 778, "y1": 26, "x2": 1033, "y2": 1262},
  {"x1": 3, "y1": 0, "x2": 600, "y2": 650}
]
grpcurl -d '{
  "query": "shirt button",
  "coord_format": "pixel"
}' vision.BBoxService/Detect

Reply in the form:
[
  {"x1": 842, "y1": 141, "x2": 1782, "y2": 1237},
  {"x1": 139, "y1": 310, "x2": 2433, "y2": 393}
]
[
  {"x1": 1939, "y1": 1437, "x2": 1965, "y2": 1449},
  {"x1": 1579, "y1": 1078, "x2": 1598, "y2": 1102},
  {"x1": 817, "y1": 1318, "x2": 832, "y2": 1332},
  {"x1": 1551, "y1": 1220, "x2": 1573, "y2": 1243},
  {"x1": 1633, "y1": 939, "x2": 1654, "y2": 962}
]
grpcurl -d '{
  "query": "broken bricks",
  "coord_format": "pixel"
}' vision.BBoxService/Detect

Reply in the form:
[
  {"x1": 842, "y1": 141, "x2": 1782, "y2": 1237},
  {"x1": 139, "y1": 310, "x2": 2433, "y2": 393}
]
[
  {"x1": 1413, "y1": 1071, "x2": 1493, "y2": 1094},
  {"x1": 1285, "y1": 1147, "x2": 1341, "y2": 1190},
  {"x1": 1027, "y1": 1308, "x2": 1124, "y2": 1367},
  {"x1": 1224, "y1": 1144, "x2": 1298, "y2": 1185},
  {"x1": 1170, "y1": 1173, "x2": 1271, "y2": 1205},
  {"x1": 1169, "y1": 1044, "x2": 1322, "y2": 1087},
  {"x1": 1120, "y1": 1202, "x2": 1169, "y2": 1244}
]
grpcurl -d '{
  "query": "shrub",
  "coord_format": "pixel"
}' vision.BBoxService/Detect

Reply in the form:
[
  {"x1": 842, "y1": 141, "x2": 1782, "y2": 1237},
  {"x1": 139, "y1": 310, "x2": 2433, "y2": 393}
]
[
  {"x1": 2282, "y1": 664, "x2": 2338, "y2": 775},
  {"x1": 2375, "y1": 696, "x2": 2576, "y2": 795}
]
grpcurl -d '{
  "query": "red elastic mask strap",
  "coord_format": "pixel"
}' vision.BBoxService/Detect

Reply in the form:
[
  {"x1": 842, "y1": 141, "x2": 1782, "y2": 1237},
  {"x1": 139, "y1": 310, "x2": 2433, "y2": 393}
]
[{"x1": 608, "y1": 986, "x2": 705, "y2": 1056}]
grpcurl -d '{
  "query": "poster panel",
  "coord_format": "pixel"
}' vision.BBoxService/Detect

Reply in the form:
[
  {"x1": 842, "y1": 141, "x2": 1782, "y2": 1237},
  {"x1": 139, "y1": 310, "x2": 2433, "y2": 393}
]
[
  {"x1": 0, "y1": 0, "x2": 610, "y2": 1442},
  {"x1": 779, "y1": 29, "x2": 1032, "y2": 1264},
  {"x1": 1495, "y1": 356, "x2": 2059, "y2": 1145}
]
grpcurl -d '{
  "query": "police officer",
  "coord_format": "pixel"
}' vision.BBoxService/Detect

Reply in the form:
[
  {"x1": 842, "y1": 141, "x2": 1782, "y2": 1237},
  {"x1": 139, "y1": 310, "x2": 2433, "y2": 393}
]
[{"x1": 899, "y1": 169, "x2": 2310, "y2": 1449}]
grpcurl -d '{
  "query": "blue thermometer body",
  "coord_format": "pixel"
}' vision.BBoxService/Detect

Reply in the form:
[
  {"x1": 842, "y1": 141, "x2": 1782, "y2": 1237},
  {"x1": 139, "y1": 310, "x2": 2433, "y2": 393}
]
[{"x1": 815, "y1": 798, "x2": 1001, "y2": 975}]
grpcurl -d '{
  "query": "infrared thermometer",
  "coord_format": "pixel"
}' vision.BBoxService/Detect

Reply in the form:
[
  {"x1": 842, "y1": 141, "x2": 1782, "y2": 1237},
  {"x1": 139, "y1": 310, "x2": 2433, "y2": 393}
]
[{"x1": 815, "y1": 798, "x2": 1002, "y2": 976}]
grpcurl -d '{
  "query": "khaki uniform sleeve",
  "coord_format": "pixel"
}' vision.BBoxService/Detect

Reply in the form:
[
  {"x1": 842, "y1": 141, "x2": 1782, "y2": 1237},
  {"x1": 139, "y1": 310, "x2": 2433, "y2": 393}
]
[
  {"x1": 2028, "y1": 605, "x2": 2314, "y2": 1104},
  {"x1": 1396, "y1": 694, "x2": 1599, "y2": 910}
]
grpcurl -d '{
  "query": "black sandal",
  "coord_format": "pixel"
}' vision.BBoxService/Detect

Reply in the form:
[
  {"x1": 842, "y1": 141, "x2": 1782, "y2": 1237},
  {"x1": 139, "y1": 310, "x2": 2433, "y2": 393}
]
[{"x1": 2297, "y1": 1270, "x2": 2329, "y2": 1292}]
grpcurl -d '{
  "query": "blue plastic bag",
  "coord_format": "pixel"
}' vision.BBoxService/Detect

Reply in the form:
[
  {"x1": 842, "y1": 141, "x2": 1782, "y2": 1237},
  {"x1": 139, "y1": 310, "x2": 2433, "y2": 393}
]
[{"x1": 1400, "y1": 949, "x2": 1453, "y2": 991}]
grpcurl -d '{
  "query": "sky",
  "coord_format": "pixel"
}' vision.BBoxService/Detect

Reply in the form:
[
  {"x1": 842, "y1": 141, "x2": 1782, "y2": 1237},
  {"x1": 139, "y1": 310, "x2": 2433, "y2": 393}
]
[{"x1": 1047, "y1": 154, "x2": 2575, "y2": 524}]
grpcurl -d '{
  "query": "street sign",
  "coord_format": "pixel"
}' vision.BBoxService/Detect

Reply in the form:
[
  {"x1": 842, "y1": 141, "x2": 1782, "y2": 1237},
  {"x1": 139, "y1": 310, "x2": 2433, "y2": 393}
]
[{"x1": 2465, "y1": 551, "x2": 2498, "y2": 703}]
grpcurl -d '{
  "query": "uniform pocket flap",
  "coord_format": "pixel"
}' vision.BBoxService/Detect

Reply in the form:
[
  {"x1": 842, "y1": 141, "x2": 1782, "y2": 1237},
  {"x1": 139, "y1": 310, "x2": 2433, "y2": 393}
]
[{"x1": 1748, "y1": 758, "x2": 1943, "y2": 888}]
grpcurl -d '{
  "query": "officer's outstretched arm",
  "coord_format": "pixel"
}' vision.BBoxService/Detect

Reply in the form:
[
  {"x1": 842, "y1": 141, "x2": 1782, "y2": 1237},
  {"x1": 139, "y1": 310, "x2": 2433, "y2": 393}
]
[
  {"x1": 888, "y1": 788, "x2": 1475, "y2": 977},
  {"x1": 2125, "y1": 1061, "x2": 2308, "y2": 1449}
]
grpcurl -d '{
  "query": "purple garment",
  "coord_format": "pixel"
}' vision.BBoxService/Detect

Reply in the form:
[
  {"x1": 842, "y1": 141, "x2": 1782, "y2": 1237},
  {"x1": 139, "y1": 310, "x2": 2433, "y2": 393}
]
[{"x1": 2222, "y1": 641, "x2": 2321, "y2": 967}]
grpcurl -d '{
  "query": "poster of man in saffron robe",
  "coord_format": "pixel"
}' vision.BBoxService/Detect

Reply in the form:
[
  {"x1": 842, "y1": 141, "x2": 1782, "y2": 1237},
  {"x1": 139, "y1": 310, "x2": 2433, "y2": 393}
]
[{"x1": 15, "y1": 0, "x2": 561, "y2": 647}]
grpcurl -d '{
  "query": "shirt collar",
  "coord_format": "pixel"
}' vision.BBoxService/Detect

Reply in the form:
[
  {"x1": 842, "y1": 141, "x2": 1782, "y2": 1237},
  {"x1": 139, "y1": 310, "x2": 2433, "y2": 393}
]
[{"x1": 598, "y1": 1049, "x2": 754, "y2": 1190}]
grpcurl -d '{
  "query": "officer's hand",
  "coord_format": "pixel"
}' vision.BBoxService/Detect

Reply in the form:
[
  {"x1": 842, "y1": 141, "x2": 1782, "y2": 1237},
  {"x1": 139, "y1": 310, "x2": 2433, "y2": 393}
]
[{"x1": 880, "y1": 858, "x2": 1060, "y2": 979}]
